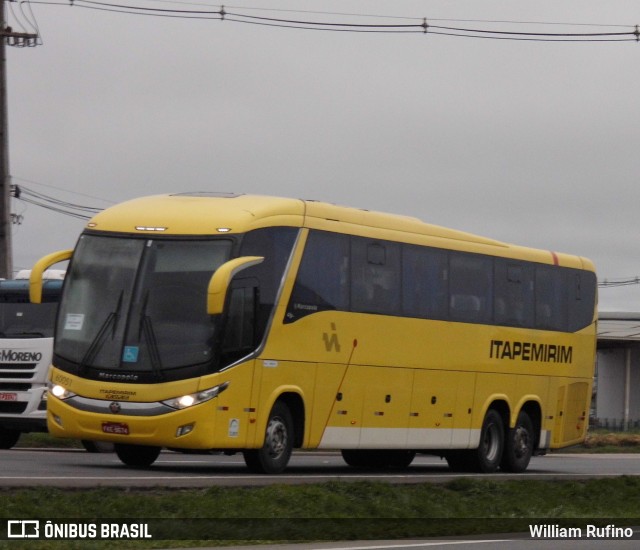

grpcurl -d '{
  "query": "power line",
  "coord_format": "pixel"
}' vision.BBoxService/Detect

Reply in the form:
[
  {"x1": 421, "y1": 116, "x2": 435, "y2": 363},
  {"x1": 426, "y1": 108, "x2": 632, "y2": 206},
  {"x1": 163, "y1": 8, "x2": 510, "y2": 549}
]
[
  {"x1": 10, "y1": 175, "x2": 115, "y2": 205},
  {"x1": 29, "y1": 1, "x2": 640, "y2": 42},
  {"x1": 599, "y1": 278, "x2": 640, "y2": 289},
  {"x1": 11, "y1": 183, "x2": 105, "y2": 220}
]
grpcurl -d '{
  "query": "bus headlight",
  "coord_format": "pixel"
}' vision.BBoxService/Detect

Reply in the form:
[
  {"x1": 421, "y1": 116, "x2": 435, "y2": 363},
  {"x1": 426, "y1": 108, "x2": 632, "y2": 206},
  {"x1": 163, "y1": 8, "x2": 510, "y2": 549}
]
[
  {"x1": 161, "y1": 382, "x2": 229, "y2": 410},
  {"x1": 50, "y1": 384, "x2": 76, "y2": 400}
]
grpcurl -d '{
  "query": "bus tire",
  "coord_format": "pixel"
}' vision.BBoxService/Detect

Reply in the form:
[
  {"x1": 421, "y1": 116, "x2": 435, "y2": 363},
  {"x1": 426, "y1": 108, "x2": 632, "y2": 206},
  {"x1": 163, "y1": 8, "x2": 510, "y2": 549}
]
[
  {"x1": 341, "y1": 450, "x2": 416, "y2": 469},
  {"x1": 472, "y1": 409, "x2": 504, "y2": 473},
  {"x1": 0, "y1": 427, "x2": 20, "y2": 449},
  {"x1": 341, "y1": 450, "x2": 369, "y2": 468},
  {"x1": 82, "y1": 440, "x2": 115, "y2": 453},
  {"x1": 114, "y1": 443, "x2": 161, "y2": 467},
  {"x1": 243, "y1": 401, "x2": 293, "y2": 474},
  {"x1": 445, "y1": 451, "x2": 473, "y2": 472},
  {"x1": 501, "y1": 411, "x2": 534, "y2": 473},
  {"x1": 386, "y1": 450, "x2": 416, "y2": 469}
]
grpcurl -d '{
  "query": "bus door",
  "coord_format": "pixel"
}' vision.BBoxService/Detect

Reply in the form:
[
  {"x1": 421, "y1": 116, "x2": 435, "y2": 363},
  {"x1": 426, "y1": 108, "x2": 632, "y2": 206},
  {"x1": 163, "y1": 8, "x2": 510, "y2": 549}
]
[{"x1": 213, "y1": 278, "x2": 261, "y2": 447}]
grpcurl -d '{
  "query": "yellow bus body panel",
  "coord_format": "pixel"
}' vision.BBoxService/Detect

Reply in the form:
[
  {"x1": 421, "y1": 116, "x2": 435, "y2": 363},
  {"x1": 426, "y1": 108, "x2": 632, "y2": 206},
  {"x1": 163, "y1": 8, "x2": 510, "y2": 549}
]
[
  {"x1": 48, "y1": 361, "x2": 259, "y2": 450},
  {"x1": 260, "y1": 309, "x2": 595, "y2": 450}
]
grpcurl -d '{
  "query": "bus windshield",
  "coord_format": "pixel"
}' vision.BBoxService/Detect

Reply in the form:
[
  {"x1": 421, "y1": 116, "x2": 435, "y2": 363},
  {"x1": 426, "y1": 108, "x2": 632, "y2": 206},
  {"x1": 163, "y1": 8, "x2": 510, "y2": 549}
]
[{"x1": 55, "y1": 234, "x2": 232, "y2": 380}]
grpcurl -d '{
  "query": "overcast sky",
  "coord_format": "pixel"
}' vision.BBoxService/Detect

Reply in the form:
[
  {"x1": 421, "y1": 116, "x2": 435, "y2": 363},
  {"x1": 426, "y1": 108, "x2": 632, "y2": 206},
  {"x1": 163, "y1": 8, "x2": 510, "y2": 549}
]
[{"x1": 6, "y1": 0, "x2": 640, "y2": 312}]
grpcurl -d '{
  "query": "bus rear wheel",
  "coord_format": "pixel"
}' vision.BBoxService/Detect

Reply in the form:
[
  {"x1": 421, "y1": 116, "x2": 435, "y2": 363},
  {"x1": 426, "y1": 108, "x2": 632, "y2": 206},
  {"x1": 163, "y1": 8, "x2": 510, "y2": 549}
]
[
  {"x1": 447, "y1": 410, "x2": 504, "y2": 473},
  {"x1": 114, "y1": 444, "x2": 161, "y2": 467},
  {"x1": 474, "y1": 409, "x2": 504, "y2": 473},
  {"x1": 501, "y1": 411, "x2": 534, "y2": 473},
  {"x1": 243, "y1": 401, "x2": 293, "y2": 474}
]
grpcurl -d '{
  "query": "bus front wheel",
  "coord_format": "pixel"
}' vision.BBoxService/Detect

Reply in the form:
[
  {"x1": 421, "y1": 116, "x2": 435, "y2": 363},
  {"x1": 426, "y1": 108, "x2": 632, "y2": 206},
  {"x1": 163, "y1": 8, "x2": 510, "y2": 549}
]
[
  {"x1": 243, "y1": 401, "x2": 293, "y2": 474},
  {"x1": 114, "y1": 443, "x2": 161, "y2": 468},
  {"x1": 501, "y1": 411, "x2": 534, "y2": 473}
]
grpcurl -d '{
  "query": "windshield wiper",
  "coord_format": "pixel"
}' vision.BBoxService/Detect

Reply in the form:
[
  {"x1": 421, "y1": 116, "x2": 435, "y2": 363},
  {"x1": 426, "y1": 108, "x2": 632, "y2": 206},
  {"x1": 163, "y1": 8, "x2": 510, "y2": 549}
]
[
  {"x1": 142, "y1": 316, "x2": 164, "y2": 381},
  {"x1": 138, "y1": 292, "x2": 164, "y2": 381},
  {"x1": 79, "y1": 291, "x2": 124, "y2": 372}
]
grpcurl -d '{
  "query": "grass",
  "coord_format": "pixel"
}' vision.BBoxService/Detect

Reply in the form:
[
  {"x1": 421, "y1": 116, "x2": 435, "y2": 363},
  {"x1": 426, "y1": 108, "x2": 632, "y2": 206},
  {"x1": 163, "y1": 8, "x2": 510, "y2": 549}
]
[
  {"x1": 14, "y1": 433, "x2": 82, "y2": 449},
  {"x1": 560, "y1": 430, "x2": 640, "y2": 454},
  {"x1": 582, "y1": 431, "x2": 640, "y2": 450},
  {"x1": 1, "y1": 478, "x2": 640, "y2": 549}
]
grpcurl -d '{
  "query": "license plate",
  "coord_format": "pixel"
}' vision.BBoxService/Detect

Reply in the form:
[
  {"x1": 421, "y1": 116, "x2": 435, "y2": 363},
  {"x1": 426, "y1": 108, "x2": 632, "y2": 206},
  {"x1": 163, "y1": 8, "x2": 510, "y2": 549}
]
[
  {"x1": 102, "y1": 422, "x2": 129, "y2": 435},
  {"x1": 0, "y1": 392, "x2": 17, "y2": 401}
]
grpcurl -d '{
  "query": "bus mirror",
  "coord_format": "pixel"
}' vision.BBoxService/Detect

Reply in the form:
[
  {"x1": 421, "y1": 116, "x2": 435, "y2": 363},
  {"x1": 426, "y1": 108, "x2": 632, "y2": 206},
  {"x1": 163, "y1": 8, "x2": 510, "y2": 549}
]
[
  {"x1": 207, "y1": 256, "x2": 264, "y2": 315},
  {"x1": 29, "y1": 249, "x2": 73, "y2": 303}
]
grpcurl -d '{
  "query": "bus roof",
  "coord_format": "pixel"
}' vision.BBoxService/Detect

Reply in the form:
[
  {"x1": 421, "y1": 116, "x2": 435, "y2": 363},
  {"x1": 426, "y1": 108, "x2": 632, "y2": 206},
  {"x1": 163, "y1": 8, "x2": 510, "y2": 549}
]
[{"x1": 85, "y1": 193, "x2": 594, "y2": 271}]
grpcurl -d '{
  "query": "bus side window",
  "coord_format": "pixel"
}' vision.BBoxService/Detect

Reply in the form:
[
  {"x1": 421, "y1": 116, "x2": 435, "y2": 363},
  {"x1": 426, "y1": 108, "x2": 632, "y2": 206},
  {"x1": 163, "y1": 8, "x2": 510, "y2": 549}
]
[
  {"x1": 535, "y1": 267, "x2": 568, "y2": 331},
  {"x1": 285, "y1": 231, "x2": 349, "y2": 323},
  {"x1": 220, "y1": 284, "x2": 258, "y2": 366},
  {"x1": 494, "y1": 261, "x2": 534, "y2": 328},
  {"x1": 240, "y1": 227, "x2": 298, "y2": 335},
  {"x1": 401, "y1": 245, "x2": 448, "y2": 320},
  {"x1": 568, "y1": 270, "x2": 597, "y2": 332},
  {"x1": 351, "y1": 238, "x2": 400, "y2": 316},
  {"x1": 449, "y1": 253, "x2": 493, "y2": 324}
]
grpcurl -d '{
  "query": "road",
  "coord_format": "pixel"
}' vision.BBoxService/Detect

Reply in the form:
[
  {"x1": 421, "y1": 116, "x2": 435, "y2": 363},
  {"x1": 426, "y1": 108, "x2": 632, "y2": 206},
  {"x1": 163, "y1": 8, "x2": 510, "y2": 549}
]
[{"x1": 1, "y1": 449, "x2": 639, "y2": 487}]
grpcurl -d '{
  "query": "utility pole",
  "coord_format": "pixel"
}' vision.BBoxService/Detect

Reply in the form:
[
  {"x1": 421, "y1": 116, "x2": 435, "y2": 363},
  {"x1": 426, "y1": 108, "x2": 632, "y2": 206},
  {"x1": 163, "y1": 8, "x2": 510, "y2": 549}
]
[{"x1": 0, "y1": 0, "x2": 38, "y2": 278}]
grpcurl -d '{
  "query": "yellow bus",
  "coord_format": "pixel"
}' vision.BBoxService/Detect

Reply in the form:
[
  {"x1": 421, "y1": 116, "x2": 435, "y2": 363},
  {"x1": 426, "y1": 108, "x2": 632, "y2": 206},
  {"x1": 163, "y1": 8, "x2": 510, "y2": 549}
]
[{"x1": 30, "y1": 193, "x2": 597, "y2": 474}]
